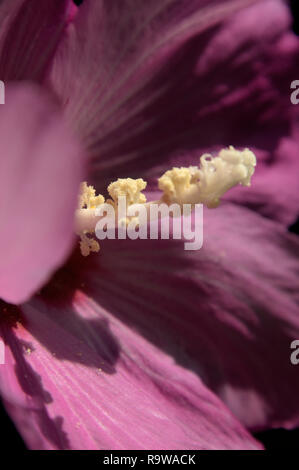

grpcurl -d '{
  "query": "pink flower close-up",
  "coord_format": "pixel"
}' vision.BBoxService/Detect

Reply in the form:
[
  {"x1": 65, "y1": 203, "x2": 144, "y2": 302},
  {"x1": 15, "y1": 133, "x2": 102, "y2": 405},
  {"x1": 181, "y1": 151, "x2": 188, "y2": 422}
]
[{"x1": 0, "y1": 0, "x2": 299, "y2": 453}]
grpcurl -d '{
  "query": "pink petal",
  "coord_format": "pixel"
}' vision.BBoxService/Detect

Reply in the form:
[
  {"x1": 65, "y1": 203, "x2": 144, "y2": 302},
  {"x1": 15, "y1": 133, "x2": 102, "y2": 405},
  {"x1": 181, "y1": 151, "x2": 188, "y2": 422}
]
[
  {"x1": 45, "y1": 201, "x2": 299, "y2": 432},
  {"x1": 49, "y1": 0, "x2": 258, "y2": 162},
  {"x1": 0, "y1": 84, "x2": 85, "y2": 304},
  {"x1": 0, "y1": 302, "x2": 261, "y2": 450},
  {"x1": 51, "y1": 0, "x2": 299, "y2": 226},
  {"x1": 0, "y1": 0, "x2": 72, "y2": 81}
]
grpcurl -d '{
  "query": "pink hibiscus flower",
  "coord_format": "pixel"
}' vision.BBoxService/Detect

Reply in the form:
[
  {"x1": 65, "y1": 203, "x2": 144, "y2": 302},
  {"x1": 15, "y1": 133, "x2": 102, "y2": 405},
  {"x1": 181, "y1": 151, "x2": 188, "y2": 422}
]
[{"x1": 0, "y1": 0, "x2": 299, "y2": 450}]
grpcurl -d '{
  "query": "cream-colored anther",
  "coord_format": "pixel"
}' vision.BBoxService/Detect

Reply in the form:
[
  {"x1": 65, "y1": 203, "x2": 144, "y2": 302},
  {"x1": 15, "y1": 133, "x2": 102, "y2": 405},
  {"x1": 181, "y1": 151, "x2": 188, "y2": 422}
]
[
  {"x1": 107, "y1": 178, "x2": 147, "y2": 207},
  {"x1": 76, "y1": 182, "x2": 105, "y2": 255},
  {"x1": 107, "y1": 178, "x2": 147, "y2": 227},
  {"x1": 158, "y1": 146, "x2": 256, "y2": 208}
]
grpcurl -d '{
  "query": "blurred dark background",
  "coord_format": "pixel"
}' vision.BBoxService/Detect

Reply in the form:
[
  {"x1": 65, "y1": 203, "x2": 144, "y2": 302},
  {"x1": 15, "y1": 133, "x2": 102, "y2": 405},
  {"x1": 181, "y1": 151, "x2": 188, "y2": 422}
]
[{"x1": 0, "y1": 0, "x2": 299, "y2": 452}]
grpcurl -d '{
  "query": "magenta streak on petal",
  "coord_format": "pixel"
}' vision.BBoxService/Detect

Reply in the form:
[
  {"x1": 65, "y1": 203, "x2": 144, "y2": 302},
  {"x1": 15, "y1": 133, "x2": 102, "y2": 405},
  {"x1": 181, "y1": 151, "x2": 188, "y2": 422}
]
[
  {"x1": 49, "y1": 0, "x2": 259, "y2": 150},
  {"x1": 0, "y1": 0, "x2": 72, "y2": 81}
]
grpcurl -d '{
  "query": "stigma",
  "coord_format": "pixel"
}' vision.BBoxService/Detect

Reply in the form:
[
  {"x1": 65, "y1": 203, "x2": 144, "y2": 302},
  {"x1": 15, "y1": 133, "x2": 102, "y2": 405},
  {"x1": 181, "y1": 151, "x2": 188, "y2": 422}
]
[
  {"x1": 75, "y1": 146, "x2": 256, "y2": 256},
  {"x1": 158, "y1": 146, "x2": 256, "y2": 208}
]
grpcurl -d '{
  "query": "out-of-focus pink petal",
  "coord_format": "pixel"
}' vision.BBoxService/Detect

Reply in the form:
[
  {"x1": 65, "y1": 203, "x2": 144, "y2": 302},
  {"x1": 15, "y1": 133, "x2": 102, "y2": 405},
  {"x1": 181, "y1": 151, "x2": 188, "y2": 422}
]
[
  {"x1": 223, "y1": 127, "x2": 299, "y2": 226},
  {"x1": 0, "y1": 0, "x2": 72, "y2": 81},
  {"x1": 49, "y1": 0, "x2": 258, "y2": 163},
  {"x1": 0, "y1": 301, "x2": 262, "y2": 450},
  {"x1": 48, "y1": 201, "x2": 299, "y2": 432},
  {"x1": 0, "y1": 84, "x2": 85, "y2": 304}
]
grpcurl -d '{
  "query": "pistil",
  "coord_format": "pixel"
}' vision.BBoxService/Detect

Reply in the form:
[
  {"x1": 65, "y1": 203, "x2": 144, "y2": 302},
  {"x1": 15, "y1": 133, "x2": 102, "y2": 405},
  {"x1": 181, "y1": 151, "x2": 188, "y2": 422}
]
[{"x1": 75, "y1": 146, "x2": 256, "y2": 256}]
